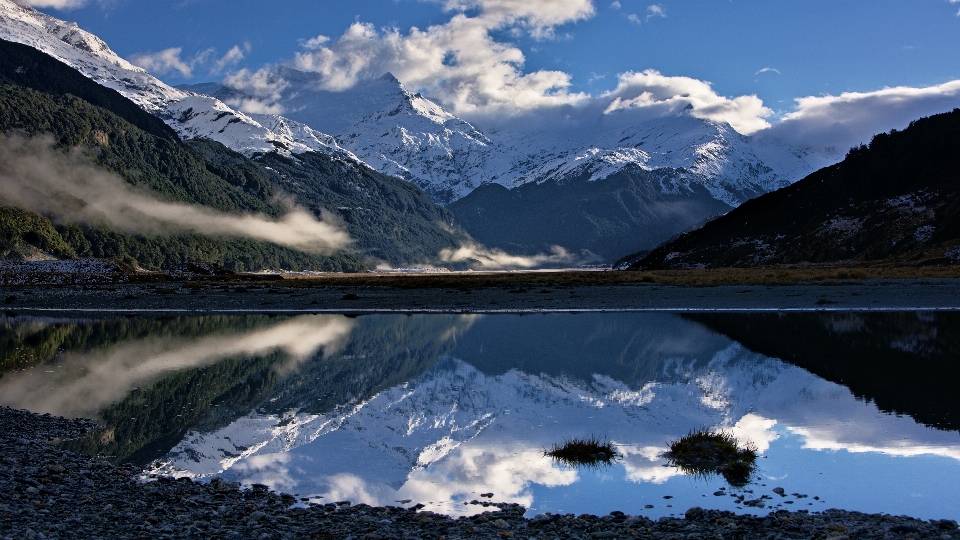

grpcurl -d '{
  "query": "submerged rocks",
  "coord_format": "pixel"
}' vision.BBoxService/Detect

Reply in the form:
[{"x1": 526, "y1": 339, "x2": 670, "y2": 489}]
[{"x1": 0, "y1": 406, "x2": 957, "y2": 539}]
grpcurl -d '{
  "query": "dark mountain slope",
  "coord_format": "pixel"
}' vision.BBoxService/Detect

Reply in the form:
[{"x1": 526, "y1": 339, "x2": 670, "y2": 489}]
[
  {"x1": 448, "y1": 165, "x2": 732, "y2": 262},
  {"x1": 0, "y1": 38, "x2": 176, "y2": 142},
  {"x1": 630, "y1": 108, "x2": 960, "y2": 270},
  {"x1": 686, "y1": 312, "x2": 960, "y2": 432},
  {"x1": 0, "y1": 38, "x2": 468, "y2": 269},
  {"x1": 0, "y1": 39, "x2": 280, "y2": 217},
  {"x1": 0, "y1": 38, "x2": 363, "y2": 270},
  {"x1": 189, "y1": 142, "x2": 472, "y2": 266}
]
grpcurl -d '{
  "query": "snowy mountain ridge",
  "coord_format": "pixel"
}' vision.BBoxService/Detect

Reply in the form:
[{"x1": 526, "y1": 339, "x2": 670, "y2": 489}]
[
  {"x1": 0, "y1": 0, "x2": 841, "y2": 216},
  {"x1": 213, "y1": 67, "x2": 841, "y2": 205},
  {"x1": 0, "y1": 0, "x2": 356, "y2": 160}
]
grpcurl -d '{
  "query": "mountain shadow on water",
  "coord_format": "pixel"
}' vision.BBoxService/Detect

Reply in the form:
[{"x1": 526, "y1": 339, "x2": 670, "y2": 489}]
[
  {"x1": 448, "y1": 165, "x2": 732, "y2": 263},
  {"x1": 631, "y1": 108, "x2": 960, "y2": 269},
  {"x1": 449, "y1": 313, "x2": 732, "y2": 387},
  {"x1": 684, "y1": 311, "x2": 960, "y2": 432}
]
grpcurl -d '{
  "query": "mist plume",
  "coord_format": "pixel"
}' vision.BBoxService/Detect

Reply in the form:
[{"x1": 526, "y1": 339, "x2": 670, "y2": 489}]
[
  {"x1": 0, "y1": 134, "x2": 351, "y2": 253},
  {"x1": 438, "y1": 243, "x2": 582, "y2": 269}
]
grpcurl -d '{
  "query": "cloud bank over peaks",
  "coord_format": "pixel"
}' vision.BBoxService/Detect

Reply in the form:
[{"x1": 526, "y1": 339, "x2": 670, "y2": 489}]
[
  {"x1": 212, "y1": 0, "x2": 960, "y2": 148},
  {"x1": 602, "y1": 70, "x2": 773, "y2": 135},
  {"x1": 758, "y1": 80, "x2": 960, "y2": 149},
  {"x1": 221, "y1": 66, "x2": 289, "y2": 114},
  {"x1": 289, "y1": 0, "x2": 593, "y2": 114}
]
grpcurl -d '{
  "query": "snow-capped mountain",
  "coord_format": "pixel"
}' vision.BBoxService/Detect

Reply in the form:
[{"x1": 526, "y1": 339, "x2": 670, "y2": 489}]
[
  {"x1": 0, "y1": 0, "x2": 837, "y2": 211},
  {"x1": 211, "y1": 65, "x2": 840, "y2": 205},
  {"x1": 0, "y1": 0, "x2": 354, "y2": 159}
]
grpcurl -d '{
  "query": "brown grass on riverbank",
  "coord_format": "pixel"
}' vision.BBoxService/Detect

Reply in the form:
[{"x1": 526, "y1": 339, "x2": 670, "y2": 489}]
[
  {"x1": 275, "y1": 265, "x2": 960, "y2": 289},
  {"x1": 5, "y1": 262, "x2": 960, "y2": 289}
]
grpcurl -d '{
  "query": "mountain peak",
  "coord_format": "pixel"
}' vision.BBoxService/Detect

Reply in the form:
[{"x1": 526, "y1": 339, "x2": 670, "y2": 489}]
[{"x1": 379, "y1": 72, "x2": 400, "y2": 83}]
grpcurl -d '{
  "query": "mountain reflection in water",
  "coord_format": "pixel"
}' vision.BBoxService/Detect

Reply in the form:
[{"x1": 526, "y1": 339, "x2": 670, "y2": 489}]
[{"x1": 0, "y1": 311, "x2": 958, "y2": 519}]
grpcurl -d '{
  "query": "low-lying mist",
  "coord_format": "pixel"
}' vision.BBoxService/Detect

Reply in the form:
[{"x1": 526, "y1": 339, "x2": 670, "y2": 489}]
[
  {"x1": 438, "y1": 243, "x2": 585, "y2": 269},
  {"x1": 0, "y1": 134, "x2": 352, "y2": 254}
]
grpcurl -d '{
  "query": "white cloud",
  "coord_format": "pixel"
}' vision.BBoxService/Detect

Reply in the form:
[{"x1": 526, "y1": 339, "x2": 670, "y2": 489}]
[
  {"x1": 222, "y1": 67, "x2": 289, "y2": 114},
  {"x1": 627, "y1": 13, "x2": 641, "y2": 24},
  {"x1": 299, "y1": 35, "x2": 331, "y2": 50},
  {"x1": 438, "y1": 243, "x2": 583, "y2": 268},
  {"x1": 129, "y1": 44, "x2": 250, "y2": 78},
  {"x1": 755, "y1": 67, "x2": 781, "y2": 75},
  {"x1": 758, "y1": 80, "x2": 960, "y2": 148},
  {"x1": 290, "y1": 1, "x2": 594, "y2": 114},
  {"x1": 280, "y1": 1, "x2": 783, "y2": 134},
  {"x1": 213, "y1": 43, "x2": 250, "y2": 74},
  {"x1": 128, "y1": 47, "x2": 197, "y2": 77},
  {"x1": 13, "y1": 0, "x2": 87, "y2": 8},
  {"x1": 440, "y1": 0, "x2": 596, "y2": 38},
  {"x1": 610, "y1": 0, "x2": 620, "y2": 8},
  {"x1": 602, "y1": 70, "x2": 773, "y2": 134},
  {"x1": 646, "y1": 4, "x2": 666, "y2": 19}
]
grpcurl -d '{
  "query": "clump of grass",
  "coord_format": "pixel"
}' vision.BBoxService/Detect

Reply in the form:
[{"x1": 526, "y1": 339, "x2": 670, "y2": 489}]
[
  {"x1": 662, "y1": 429, "x2": 757, "y2": 487},
  {"x1": 545, "y1": 435, "x2": 621, "y2": 468}
]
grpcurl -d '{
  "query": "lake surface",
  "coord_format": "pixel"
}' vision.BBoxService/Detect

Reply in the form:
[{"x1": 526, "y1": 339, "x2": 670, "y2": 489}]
[{"x1": 1, "y1": 311, "x2": 959, "y2": 520}]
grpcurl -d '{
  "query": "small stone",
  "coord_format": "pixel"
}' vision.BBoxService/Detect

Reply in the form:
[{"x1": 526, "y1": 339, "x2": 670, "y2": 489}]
[
  {"x1": 713, "y1": 491, "x2": 725, "y2": 496},
  {"x1": 590, "y1": 532, "x2": 617, "y2": 539},
  {"x1": 772, "y1": 487, "x2": 785, "y2": 496},
  {"x1": 685, "y1": 507, "x2": 705, "y2": 521}
]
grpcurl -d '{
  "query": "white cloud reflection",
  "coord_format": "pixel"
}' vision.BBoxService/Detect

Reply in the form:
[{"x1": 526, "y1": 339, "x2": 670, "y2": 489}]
[{"x1": 0, "y1": 315, "x2": 355, "y2": 418}]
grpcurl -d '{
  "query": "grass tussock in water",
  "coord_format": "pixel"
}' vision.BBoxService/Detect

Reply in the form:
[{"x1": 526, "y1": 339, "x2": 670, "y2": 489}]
[
  {"x1": 662, "y1": 429, "x2": 757, "y2": 487},
  {"x1": 545, "y1": 435, "x2": 621, "y2": 468}
]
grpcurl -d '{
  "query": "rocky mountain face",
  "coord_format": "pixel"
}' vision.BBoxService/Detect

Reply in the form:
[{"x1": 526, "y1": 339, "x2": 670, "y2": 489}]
[{"x1": 629, "y1": 108, "x2": 960, "y2": 270}]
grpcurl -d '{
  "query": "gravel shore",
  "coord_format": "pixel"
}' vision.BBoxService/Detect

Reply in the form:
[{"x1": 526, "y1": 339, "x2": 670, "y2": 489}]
[
  {"x1": 5, "y1": 277, "x2": 960, "y2": 314},
  {"x1": 2, "y1": 407, "x2": 958, "y2": 539}
]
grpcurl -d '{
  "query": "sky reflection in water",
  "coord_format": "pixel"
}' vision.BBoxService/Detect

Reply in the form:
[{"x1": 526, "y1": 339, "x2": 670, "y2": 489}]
[{"x1": 1, "y1": 311, "x2": 958, "y2": 520}]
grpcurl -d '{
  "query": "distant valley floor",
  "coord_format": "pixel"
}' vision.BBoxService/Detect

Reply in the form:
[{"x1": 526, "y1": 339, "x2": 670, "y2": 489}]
[{"x1": 4, "y1": 274, "x2": 960, "y2": 313}]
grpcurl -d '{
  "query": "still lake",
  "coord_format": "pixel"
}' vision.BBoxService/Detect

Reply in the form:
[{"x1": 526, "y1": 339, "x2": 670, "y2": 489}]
[{"x1": 1, "y1": 311, "x2": 958, "y2": 520}]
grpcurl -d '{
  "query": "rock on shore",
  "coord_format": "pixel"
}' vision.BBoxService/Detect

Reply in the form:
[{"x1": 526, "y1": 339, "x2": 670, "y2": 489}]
[{"x1": 1, "y1": 406, "x2": 957, "y2": 539}]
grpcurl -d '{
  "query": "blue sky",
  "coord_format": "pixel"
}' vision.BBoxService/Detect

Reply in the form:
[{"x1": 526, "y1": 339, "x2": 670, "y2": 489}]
[{"x1": 22, "y1": 0, "x2": 960, "y2": 144}]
